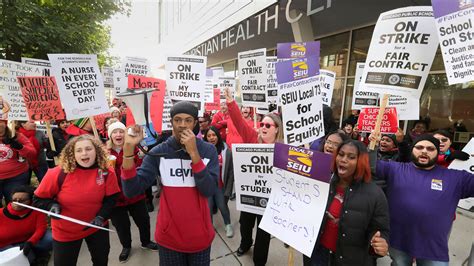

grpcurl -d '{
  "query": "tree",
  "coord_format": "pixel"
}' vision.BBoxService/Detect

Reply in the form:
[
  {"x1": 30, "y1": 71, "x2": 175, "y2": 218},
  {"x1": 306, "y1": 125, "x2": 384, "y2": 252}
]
[{"x1": 0, "y1": 0, "x2": 130, "y2": 66}]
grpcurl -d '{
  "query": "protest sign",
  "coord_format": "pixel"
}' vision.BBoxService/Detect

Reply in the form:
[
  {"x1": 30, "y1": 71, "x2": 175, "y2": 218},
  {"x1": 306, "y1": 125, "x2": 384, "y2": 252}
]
[
  {"x1": 266, "y1": 56, "x2": 278, "y2": 105},
  {"x1": 238, "y1": 48, "x2": 267, "y2": 107},
  {"x1": 0, "y1": 59, "x2": 42, "y2": 120},
  {"x1": 113, "y1": 68, "x2": 123, "y2": 98},
  {"x1": 277, "y1": 41, "x2": 320, "y2": 59},
  {"x1": 448, "y1": 138, "x2": 474, "y2": 210},
  {"x1": 102, "y1": 67, "x2": 114, "y2": 92},
  {"x1": 205, "y1": 88, "x2": 220, "y2": 111},
  {"x1": 158, "y1": 92, "x2": 173, "y2": 132},
  {"x1": 118, "y1": 57, "x2": 150, "y2": 95},
  {"x1": 166, "y1": 55, "x2": 207, "y2": 115},
  {"x1": 93, "y1": 113, "x2": 110, "y2": 132},
  {"x1": 386, "y1": 94, "x2": 419, "y2": 120},
  {"x1": 218, "y1": 77, "x2": 235, "y2": 102},
  {"x1": 357, "y1": 107, "x2": 398, "y2": 133},
  {"x1": 232, "y1": 144, "x2": 276, "y2": 216},
  {"x1": 204, "y1": 72, "x2": 214, "y2": 104},
  {"x1": 48, "y1": 54, "x2": 109, "y2": 120},
  {"x1": 17, "y1": 76, "x2": 64, "y2": 121},
  {"x1": 352, "y1": 62, "x2": 379, "y2": 110},
  {"x1": 21, "y1": 57, "x2": 51, "y2": 76},
  {"x1": 259, "y1": 143, "x2": 332, "y2": 256},
  {"x1": 317, "y1": 70, "x2": 336, "y2": 106},
  {"x1": 361, "y1": 6, "x2": 438, "y2": 98},
  {"x1": 276, "y1": 58, "x2": 323, "y2": 146},
  {"x1": 432, "y1": 0, "x2": 474, "y2": 85}
]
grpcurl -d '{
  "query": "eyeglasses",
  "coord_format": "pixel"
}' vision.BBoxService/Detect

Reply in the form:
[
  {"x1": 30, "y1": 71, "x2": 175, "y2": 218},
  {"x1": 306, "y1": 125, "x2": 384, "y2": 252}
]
[
  {"x1": 438, "y1": 138, "x2": 449, "y2": 143},
  {"x1": 325, "y1": 139, "x2": 341, "y2": 148},
  {"x1": 259, "y1": 122, "x2": 276, "y2": 129},
  {"x1": 413, "y1": 145, "x2": 437, "y2": 152}
]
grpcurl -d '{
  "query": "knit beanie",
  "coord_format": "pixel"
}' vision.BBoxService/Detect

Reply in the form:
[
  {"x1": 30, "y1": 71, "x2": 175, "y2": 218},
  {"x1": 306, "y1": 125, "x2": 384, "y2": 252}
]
[
  {"x1": 170, "y1": 101, "x2": 198, "y2": 120},
  {"x1": 73, "y1": 117, "x2": 90, "y2": 129},
  {"x1": 110, "y1": 106, "x2": 120, "y2": 114},
  {"x1": 108, "y1": 121, "x2": 126, "y2": 137},
  {"x1": 382, "y1": 134, "x2": 398, "y2": 147},
  {"x1": 412, "y1": 134, "x2": 440, "y2": 154},
  {"x1": 432, "y1": 129, "x2": 453, "y2": 142}
]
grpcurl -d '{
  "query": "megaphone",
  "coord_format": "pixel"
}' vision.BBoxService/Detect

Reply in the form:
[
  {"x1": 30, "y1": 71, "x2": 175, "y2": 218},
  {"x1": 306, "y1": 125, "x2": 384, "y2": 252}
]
[{"x1": 117, "y1": 87, "x2": 156, "y2": 138}]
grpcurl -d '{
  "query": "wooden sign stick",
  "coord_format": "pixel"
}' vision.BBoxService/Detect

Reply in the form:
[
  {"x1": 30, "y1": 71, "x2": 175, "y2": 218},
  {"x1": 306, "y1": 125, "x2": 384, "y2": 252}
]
[
  {"x1": 89, "y1": 116, "x2": 100, "y2": 140},
  {"x1": 45, "y1": 121, "x2": 59, "y2": 165},
  {"x1": 369, "y1": 94, "x2": 390, "y2": 150}
]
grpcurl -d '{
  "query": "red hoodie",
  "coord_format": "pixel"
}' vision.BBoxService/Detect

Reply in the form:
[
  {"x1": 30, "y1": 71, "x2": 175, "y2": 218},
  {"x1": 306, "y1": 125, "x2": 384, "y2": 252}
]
[
  {"x1": 226, "y1": 100, "x2": 258, "y2": 144},
  {"x1": 211, "y1": 111, "x2": 229, "y2": 141},
  {"x1": 18, "y1": 127, "x2": 40, "y2": 169},
  {"x1": 0, "y1": 203, "x2": 47, "y2": 248},
  {"x1": 0, "y1": 133, "x2": 36, "y2": 179}
]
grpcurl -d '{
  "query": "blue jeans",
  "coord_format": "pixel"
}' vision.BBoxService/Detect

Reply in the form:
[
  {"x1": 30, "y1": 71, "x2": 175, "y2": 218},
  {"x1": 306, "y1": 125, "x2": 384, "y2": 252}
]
[
  {"x1": 208, "y1": 188, "x2": 231, "y2": 225},
  {"x1": 390, "y1": 247, "x2": 449, "y2": 266},
  {"x1": 0, "y1": 171, "x2": 30, "y2": 203},
  {"x1": 0, "y1": 229, "x2": 52, "y2": 263}
]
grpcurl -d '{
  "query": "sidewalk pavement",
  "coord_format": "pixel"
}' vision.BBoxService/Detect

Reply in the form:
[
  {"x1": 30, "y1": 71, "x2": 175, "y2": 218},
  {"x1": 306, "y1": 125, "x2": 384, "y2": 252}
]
[{"x1": 54, "y1": 196, "x2": 473, "y2": 265}]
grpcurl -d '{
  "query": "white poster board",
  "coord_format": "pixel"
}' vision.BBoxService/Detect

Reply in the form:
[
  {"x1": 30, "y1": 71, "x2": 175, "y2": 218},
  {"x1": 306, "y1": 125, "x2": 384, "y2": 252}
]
[
  {"x1": 448, "y1": 138, "x2": 474, "y2": 211},
  {"x1": 266, "y1": 56, "x2": 278, "y2": 106},
  {"x1": 259, "y1": 169, "x2": 330, "y2": 257},
  {"x1": 0, "y1": 59, "x2": 42, "y2": 120},
  {"x1": 361, "y1": 6, "x2": 439, "y2": 98},
  {"x1": 166, "y1": 55, "x2": 207, "y2": 116},
  {"x1": 118, "y1": 57, "x2": 150, "y2": 95},
  {"x1": 48, "y1": 54, "x2": 109, "y2": 120},
  {"x1": 432, "y1": 0, "x2": 474, "y2": 85},
  {"x1": 352, "y1": 62, "x2": 379, "y2": 110},
  {"x1": 21, "y1": 57, "x2": 51, "y2": 76},
  {"x1": 238, "y1": 48, "x2": 267, "y2": 108},
  {"x1": 318, "y1": 69, "x2": 336, "y2": 106},
  {"x1": 232, "y1": 144, "x2": 275, "y2": 216},
  {"x1": 218, "y1": 77, "x2": 236, "y2": 103}
]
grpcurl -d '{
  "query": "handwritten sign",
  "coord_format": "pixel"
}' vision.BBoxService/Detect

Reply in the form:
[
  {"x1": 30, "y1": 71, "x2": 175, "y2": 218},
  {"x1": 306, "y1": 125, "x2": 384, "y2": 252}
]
[
  {"x1": 357, "y1": 107, "x2": 399, "y2": 133},
  {"x1": 17, "y1": 76, "x2": 65, "y2": 121}
]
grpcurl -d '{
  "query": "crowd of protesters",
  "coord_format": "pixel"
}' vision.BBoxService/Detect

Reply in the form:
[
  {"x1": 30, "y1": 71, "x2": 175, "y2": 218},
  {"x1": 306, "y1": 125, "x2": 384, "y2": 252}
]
[{"x1": 0, "y1": 92, "x2": 473, "y2": 266}]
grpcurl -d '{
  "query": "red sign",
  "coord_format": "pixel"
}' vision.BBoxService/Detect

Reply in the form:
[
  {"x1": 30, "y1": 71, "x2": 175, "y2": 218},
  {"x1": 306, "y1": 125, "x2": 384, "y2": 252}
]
[
  {"x1": 17, "y1": 76, "x2": 65, "y2": 121},
  {"x1": 205, "y1": 88, "x2": 221, "y2": 111},
  {"x1": 93, "y1": 113, "x2": 110, "y2": 132},
  {"x1": 357, "y1": 107, "x2": 398, "y2": 134},
  {"x1": 128, "y1": 75, "x2": 164, "y2": 90}
]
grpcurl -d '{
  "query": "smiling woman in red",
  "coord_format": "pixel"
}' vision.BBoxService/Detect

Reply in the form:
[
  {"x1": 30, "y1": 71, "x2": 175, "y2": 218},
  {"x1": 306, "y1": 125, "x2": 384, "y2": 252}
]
[{"x1": 33, "y1": 134, "x2": 120, "y2": 266}]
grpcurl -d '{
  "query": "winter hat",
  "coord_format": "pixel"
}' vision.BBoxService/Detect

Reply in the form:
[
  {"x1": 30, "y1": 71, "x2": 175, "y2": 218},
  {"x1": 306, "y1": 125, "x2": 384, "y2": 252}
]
[
  {"x1": 73, "y1": 117, "x2": 90, "y2": 129},
  {"x1": 382, "y1": 134, "x2": 398, "y2": 147},
  {"x1": 432, "y1": 129, "x2": 453, "y2": 142},
  {"x1": 170, "y1": 101, "x2": 198, "y2": 120},
  {"x1": 110, "y1": 106, "x2": 120, "y2": 114},
  {"x1": 412, "y1": 134, "x2": 440, "y2": 154},
  {"x1": 108, "y1": 121, "x2": 126, "y2": 137}
]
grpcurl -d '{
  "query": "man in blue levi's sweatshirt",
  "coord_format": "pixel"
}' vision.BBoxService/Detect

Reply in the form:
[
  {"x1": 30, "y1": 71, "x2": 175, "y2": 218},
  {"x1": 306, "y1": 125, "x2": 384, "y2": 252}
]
[
  {"x1": 370, "y1": 134, "x2": 474, "y2": 266},
  {"x1": 121, "y1": 101, "x2": 218, "y2": 265}
]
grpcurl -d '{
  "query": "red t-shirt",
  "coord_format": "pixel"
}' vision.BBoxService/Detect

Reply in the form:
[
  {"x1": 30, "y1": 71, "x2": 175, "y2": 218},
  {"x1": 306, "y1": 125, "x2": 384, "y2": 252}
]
[
  {"x1": 320, "y1": 186, "x2": 345, "y2": 252},
  {"x1": 34, "y1": 166, "x2": 120, "y2": 242},
  {"x1": 0, "y1": 203, "x2": 47, "y2": 247}
]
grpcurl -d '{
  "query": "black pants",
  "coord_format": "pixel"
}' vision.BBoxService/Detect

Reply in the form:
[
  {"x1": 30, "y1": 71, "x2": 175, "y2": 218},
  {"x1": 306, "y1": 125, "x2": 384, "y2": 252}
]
[
  {"x1": 158, "y1": 244, "x2": 211, "y2": 266},
  {"x1": 110, "y1": 199, "x2": 151, "y2": 248},
  {"x1": 239, "y1": 211, "x2": 271, "y2": 266},
  {"x1": 53, "y1": 228, "x2": 110, "y2": 266}
]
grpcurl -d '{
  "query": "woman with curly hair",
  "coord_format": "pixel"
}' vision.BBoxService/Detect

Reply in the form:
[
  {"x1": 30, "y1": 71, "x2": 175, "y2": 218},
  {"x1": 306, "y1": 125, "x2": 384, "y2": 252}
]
[{"x1": 33, "y1": 134, "x2": 120, "y2": 266}]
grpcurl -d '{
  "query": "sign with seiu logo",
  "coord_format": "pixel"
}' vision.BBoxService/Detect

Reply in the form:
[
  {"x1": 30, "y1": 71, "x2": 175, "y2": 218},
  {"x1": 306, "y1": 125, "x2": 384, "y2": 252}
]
[
  {"x1": 277, "y1": 41, "x2": 320, "y2": 60},
  {"x1": 273, "y1": 143, "x2": 332, "y2": 183},
  {"x1": 276, "y1": 58, "x2": 319, "y2": 84},
  {"x1": 159, "y1": 158, "x2": 210, "y2": 187}
]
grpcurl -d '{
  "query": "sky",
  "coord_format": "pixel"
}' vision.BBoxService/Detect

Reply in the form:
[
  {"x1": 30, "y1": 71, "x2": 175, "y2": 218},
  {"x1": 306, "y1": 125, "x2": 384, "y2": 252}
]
[{"x1": 107, "y1": 0, "x2": 160, "y2": 68}]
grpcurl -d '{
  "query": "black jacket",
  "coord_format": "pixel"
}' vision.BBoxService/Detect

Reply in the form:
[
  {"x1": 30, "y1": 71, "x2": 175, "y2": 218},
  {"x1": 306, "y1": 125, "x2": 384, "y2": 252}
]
[{"x1": 304, "y1": 174, "x2": 390, "y2": 266}]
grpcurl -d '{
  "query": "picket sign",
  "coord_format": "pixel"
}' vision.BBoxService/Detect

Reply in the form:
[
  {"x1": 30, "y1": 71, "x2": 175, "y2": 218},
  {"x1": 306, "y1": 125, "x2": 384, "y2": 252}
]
[
  {"x1": 369, "y1": 94, "x2": 390, "y2": 150},
  {"x1": 89, "y1": 116, "x2": 100, "y2": 140},
  {"x1": 45, "y1": 122, "x2": 59, "y2": 165}
]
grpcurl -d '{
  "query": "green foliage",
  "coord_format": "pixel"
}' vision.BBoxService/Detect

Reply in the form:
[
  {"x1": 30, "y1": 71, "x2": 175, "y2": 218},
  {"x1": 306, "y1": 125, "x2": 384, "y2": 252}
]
[{"x1": 0, "y1": 0, "x2": 130, "y2": 66}]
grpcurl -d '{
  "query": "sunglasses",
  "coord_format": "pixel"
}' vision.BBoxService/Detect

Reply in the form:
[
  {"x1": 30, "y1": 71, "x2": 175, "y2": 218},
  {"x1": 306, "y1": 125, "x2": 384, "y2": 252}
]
[
  {"x1": 413, "y1": 145, "x2": 437, "y2": 152},
  {"x1": 259, "y1": 122, "x2": 276, "y2": 129}
]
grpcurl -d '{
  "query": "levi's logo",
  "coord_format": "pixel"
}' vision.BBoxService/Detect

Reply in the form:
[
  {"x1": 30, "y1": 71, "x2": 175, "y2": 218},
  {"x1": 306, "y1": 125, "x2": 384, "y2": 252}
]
[
  {"x1": 431, "y1": 179, "x2": 443, "y2": 191},
  {"x1": 160, "y1": 158, "x2": 210, "y2": 188}
]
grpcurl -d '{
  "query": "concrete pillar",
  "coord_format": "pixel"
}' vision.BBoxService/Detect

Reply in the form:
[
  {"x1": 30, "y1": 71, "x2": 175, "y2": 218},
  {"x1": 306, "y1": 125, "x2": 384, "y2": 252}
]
[{"x1": 289, "y1": 9, "x2": 314, "y2": 42}]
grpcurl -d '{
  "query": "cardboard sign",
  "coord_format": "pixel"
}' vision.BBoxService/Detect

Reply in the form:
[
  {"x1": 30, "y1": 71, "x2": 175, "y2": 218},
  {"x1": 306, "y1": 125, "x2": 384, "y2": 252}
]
[
  {"x1": 432, "y1": 0, "x2": 474, "y2": 85},
  {"x1": 259, "y1": 143, "x2": 331, "y2": 257},
  {"x1": 238, "y1": 48, "x2": 267, "y2": 107},
  {"x1": 276, "y1": 58, "x2": 324, "y2": 145},
  {"x1": 0, "y1": 60, "x2": 43, "y2": 120},
  {"x1": 166, "y1": 55, "x2": 207, "y2": 116},
  {"x1": 361, "y1": 6, "x2": 439, "y2": 98},
  {"x1": 318, "y1": 70, "x2": 336, "y2": 106},
  {"x1": 17, "y1": 76, "x2": 65, "y2": 121},
  {"x1": 277, "y1": 41, "x2": 320, "y2": 59},
  {"x1": 118, "y1": 57, "x2": 150, "y2": 95},
  {"x1": 357, "y1": 107, "x2": 399, "y2": 133},
  {"x1": 232, "y1": 144, "x2": 276, "y2": 216},
  {"x1": 448, "y1": 138, "x2": 474, "y2": 211}
]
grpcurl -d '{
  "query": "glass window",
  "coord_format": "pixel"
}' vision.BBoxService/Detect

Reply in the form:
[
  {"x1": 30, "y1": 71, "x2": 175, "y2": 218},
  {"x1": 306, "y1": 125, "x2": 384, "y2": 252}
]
[
  {"x1": 318, "y1": 32, "x2": 350, "y2": 78},
  {"x1": 329, "y1": 78, "x2": 346, "y2": 125},
  {"x1": 222, "y1": 60, "x2": 236, "y2": 77},
  {"x1": 348, "y1": 26, "x2": 374, "y2": 76}
]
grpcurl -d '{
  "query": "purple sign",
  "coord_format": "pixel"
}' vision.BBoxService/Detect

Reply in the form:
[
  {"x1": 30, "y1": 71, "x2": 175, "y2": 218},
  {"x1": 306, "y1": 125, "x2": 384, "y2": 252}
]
[
  {"x1": 275, "y1": 58, "x2": 320, "y2": 84},
  {"x1": 431, "y1": 0, "x2": 474, "y2": 18},
  {"x1": 277, "y1": 41, "x2": 320, "y2": 59},
  {"x1": 273, "y1": 143, "x2": 332, "y2": 183}
]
